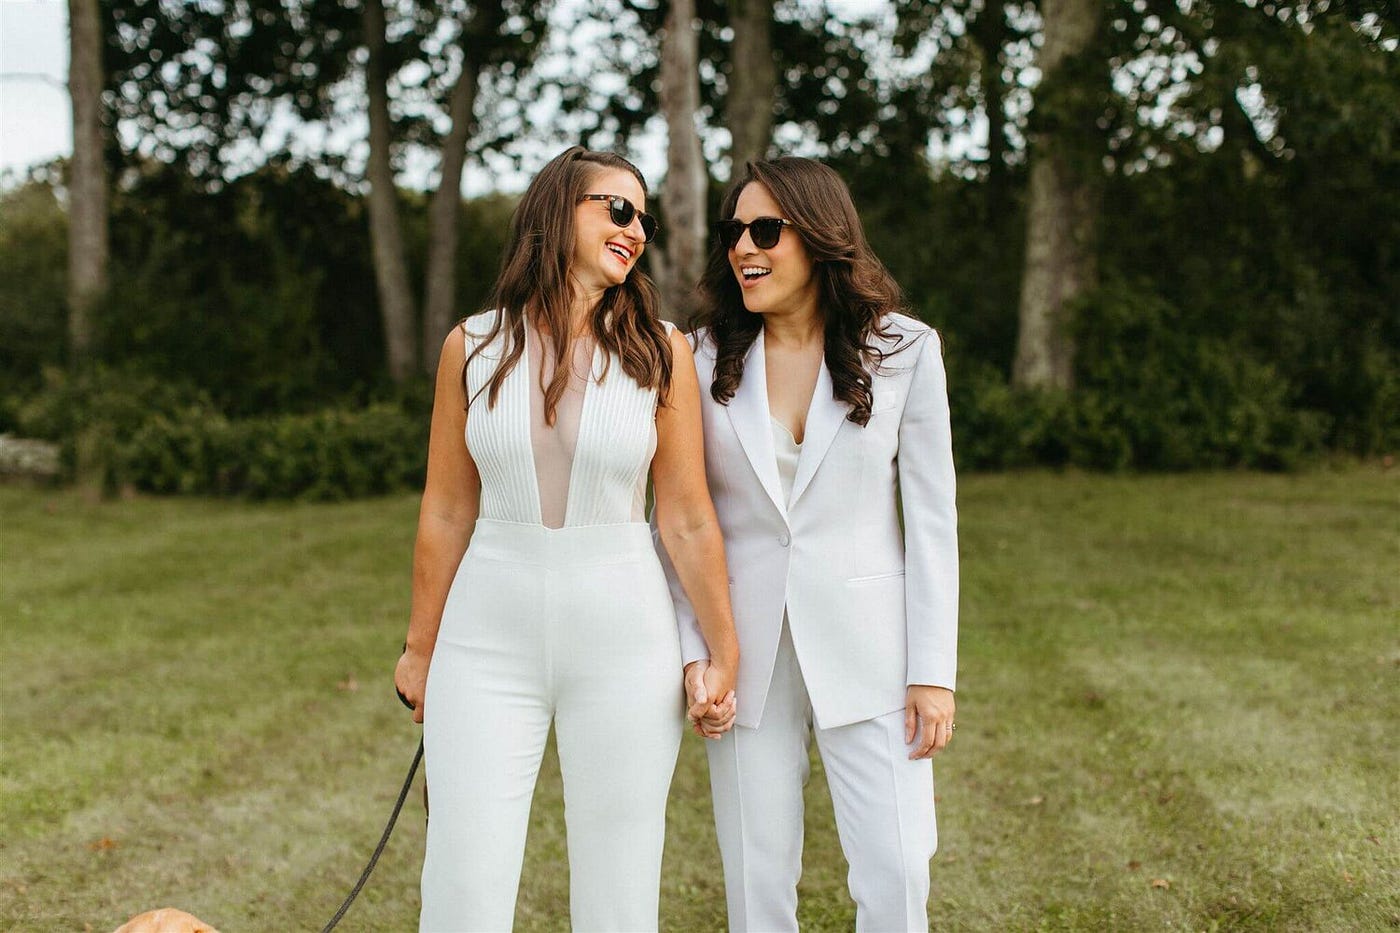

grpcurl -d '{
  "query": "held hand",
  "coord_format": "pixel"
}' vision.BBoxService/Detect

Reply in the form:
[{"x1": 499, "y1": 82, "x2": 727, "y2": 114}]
[
  {"x1": 684, "y1": 660, "x2": 737, "y2": 739},
  {"x1": 904, "y1": 685, "x2": 955, "y2": 759},
  {"x1": 394, "y1": 648, "x2": 431, "y2": 725}
]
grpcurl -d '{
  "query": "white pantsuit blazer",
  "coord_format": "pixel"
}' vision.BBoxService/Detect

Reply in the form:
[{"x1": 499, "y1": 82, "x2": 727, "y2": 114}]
[{"x1": 663, "y1": 312, "x2": 958, "y2": 730}]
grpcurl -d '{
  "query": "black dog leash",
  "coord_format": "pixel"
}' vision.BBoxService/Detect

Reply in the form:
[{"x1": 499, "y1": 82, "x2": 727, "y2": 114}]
[{"x1": 320, "y1": 686, "x2": 424, "y2": 933}]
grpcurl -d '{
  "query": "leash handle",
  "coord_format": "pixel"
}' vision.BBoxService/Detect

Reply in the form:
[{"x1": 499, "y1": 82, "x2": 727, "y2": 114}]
[{"x1": 320, "y1": 738, "x2": 424, "y2": 933}]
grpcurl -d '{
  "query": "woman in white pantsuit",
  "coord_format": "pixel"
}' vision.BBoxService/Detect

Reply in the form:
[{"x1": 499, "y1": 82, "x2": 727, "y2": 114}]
[
  {"x1": 664, "y1": 158, "x2": 959, "y2": 932},
  {"x1": 394, "y1": 147, "x2": 738, "y2": 932}
]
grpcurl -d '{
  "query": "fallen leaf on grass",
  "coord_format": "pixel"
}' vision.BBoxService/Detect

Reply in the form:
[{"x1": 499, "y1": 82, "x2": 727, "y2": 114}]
[
  {"x1": 1158, "y1": 791, "x2": 1176, "y2": 804},
  {"x1": 1367, "y1": 835, "x2": 1380, "y2": 845},
  {"x1": 1127, "y1": 860, "x2": 1142, "y2": 871},
  {"x1": 88, "y1": 837, "x2": 119, "y2": 851},
  {"x1": 337, "y1": 674, "x2": 359, "y2": 692},
  {"x1": 1342, "y1": 871, "x2": 1355, "y2": 885},
  {"x1": 1151, "y1": 878, "x2": 1171, "y2": 890},
  {"x1": 1025, "y1": 795, "x2": 1045, "y2": 806}
]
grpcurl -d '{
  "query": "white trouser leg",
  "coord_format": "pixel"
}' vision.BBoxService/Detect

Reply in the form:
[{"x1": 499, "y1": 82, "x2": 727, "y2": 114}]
[
  {"x1": 553, "y1": 554, "x2": 683, "y2": 932},
  {"x1": 554, "y1": 670, "x2": 682, "y2": 930},
  {"x1": 419, "y1": 638, "x2": 552, "y2": 933},
  {"x1": 707, "y1": 623, "x2": 812, "y2": 932},
  {"x1": 815, "y1": 709, "x2": 937, "y2": 932}
]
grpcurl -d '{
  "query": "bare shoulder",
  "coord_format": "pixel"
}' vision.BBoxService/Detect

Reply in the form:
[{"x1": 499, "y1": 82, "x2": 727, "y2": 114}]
[
  {"x1": 436, "y1": 324, "x2": 468, "y2": 372},
  {"x1": 667, "y1": 324, "x2": 697, "y2": 359}
]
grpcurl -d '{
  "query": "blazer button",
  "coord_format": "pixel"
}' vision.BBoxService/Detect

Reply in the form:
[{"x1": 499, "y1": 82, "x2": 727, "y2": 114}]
[{"x1": 777, "y1": 532, "x2": 791, "y2": 547}]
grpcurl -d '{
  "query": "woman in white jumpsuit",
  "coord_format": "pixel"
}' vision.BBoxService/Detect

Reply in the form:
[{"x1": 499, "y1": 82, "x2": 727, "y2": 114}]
[{"x1": 393, "y1": 147, "x2": 739, "y2": 932}]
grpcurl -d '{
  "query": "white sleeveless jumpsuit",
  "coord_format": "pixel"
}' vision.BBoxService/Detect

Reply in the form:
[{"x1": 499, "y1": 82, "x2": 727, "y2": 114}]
[{"x1": 420, "y1": 315, "x2": 684, "y2": 932}]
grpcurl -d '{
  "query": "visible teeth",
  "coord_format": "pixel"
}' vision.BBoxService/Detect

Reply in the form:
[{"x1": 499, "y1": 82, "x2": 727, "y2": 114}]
[
  {"x1": 608, "y1": 244, "x2": 631, "y2": 260},
  {"x1": 742, "y1": 266, "x2": 771, "y2": 279}
]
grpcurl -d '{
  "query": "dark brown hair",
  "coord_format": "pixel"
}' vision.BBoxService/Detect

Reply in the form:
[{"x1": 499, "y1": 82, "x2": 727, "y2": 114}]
[
  {"x1": 464, "y1": 146, "x2": 672, "y2": 421},
  {"x1": 694, "y1": 157, "x2": 911, "y2": 426}
]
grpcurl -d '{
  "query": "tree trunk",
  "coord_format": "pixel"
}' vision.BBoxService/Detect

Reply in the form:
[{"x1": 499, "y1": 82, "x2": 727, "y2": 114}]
[
  {"x1": 364, "y1": 0, "x2": 418, "y2": 383},
  {"x1": 421, "y1": 54, "x2": 481, "y2": 373},
  {"x1": 971, "y1": 0, "x2": 1008, "y2": 218},
  {"x1": 66, "y1": 0, "x2": 107, "y2": 367},
  {"x1": 657, "y1": 0, "x2": 708, "y2": 324},
  {"x1": 1011, "y1": 0, "x2": 1101, "y2": 391},
  {"x1": 726, "y1": 0, "x2": 774, "y2": 175}
]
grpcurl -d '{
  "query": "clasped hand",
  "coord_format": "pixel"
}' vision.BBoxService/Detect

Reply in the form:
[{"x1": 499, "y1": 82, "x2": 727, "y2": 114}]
[{"x1": 683, "y1": 660, "x2": 737, "y2": 739}]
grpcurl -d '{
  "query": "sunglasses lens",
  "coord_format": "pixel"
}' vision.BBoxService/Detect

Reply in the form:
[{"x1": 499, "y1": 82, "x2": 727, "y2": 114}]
[
  {"x1": 751, "y1": 218, "x2": 784, "y2": 249},
  {"x1": 717, "y1": 220, "x2": 743, "y2": 249},
  {"x1": 608, "y1": 197, "x2": 636, "y2": 228},
  {"x1": 605, "y1": 196, "x2": 656, "y2": 242},
  {"x1": 716, "y1": 218, "x2": 786, "y2": 250}
]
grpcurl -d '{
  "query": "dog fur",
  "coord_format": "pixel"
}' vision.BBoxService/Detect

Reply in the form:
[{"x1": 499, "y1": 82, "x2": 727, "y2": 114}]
[{"x1": 112, "y1": 907, "x2": 221, "y2": 933}]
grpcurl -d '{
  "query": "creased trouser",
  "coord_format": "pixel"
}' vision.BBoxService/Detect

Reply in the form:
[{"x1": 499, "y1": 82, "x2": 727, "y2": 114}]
[
  {"x1": 420, "y1": 520, "x2": 684, "y2": 932},
  {"x1": 707, "y1": 622, "x2": 938, "y2": 933}
]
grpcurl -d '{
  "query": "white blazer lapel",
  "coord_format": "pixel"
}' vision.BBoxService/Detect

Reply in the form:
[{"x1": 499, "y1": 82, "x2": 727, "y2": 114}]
[
  {"x1": 726, "y1": 331, "x2": 789, "y2": 521},
  {"x1": 789, "y1": 357, "x2": 848, "y2": 506}
]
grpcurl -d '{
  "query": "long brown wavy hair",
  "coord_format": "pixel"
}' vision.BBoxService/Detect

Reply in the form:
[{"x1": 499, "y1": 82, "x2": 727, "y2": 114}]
[
  {"x1": 463, "y1": 146, "x2": 672, "y2": 422},
  {"x1": 694, "y1": 157, "x2": 913, "y2": 426}
]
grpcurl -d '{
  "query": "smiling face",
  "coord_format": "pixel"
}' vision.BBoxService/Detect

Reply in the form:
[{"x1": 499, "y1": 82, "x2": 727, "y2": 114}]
[
  {"x1": 571, "y1": 168, "x2": 648, "y2": 296},
  {"x1": 727, "y1": 181, "x2": 821, "y2": 321}
]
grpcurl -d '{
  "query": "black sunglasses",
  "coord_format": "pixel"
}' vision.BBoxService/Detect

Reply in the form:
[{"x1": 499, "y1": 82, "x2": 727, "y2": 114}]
[
  {"x1": 580, "y1": 194, "x2": 658, "y2": 243},
  {"x1": 715, "y1": 216, "x2": 797, "y2": 250}
]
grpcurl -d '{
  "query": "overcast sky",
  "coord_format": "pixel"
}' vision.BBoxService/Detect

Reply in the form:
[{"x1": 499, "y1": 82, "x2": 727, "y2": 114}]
[{"x1": 0, "y1": 0, "x2": 69, "y2": 181}]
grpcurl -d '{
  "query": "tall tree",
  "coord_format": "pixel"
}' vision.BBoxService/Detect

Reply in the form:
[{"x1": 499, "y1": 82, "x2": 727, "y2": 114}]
[
  {"x1": 969, "y1": 0, "x2": 1010, "y2": 217},
  {"x1": 363, "y1": 0, "x2": 420, "y2": 382},
  {"x1": 1012, "y1": 0, "x2": 1104, "y2": 390},
  {"x1": 421, "y1": 2, "x2": 546, "y2": 373},
  {"x1": 101, "y1": 0, "x2": 546, "y2": 381},
  {"x1": 726, "y1": 0, "x2": 775, "y2": 172},
  {"x1": 656, "y1": 0, "x2": 708, "y2": 322},
  {"x1": 66, "y1": 0, "x2": 108, "y2": 365}
]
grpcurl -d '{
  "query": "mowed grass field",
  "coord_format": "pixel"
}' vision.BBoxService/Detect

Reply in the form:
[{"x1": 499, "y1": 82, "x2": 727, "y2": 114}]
[{"x1": 1, "y1": 470, "x2": 1396, "y2": 932}]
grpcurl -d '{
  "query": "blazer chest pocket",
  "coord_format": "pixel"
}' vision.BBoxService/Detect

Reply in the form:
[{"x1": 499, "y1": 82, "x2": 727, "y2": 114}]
[
  {"x1": 871, "y1": 389, "x2": 899, "y2": 414},
  {"x1": 847, "y1": 569, "x2": 905, "y2": 585}
]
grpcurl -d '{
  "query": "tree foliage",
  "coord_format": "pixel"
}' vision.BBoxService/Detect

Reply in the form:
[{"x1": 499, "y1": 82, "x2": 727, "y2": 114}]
[{"x1": 8, "y1": 0, "x2": 1396, "y2": 476}]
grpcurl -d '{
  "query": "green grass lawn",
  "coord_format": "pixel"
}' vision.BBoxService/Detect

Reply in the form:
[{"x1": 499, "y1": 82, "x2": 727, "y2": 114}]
[{"x1": 2, "y1": 470, "x2": 1397, "y2": 932}]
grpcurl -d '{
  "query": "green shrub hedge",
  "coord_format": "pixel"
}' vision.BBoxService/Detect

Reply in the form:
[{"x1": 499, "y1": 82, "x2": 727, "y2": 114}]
[
  {"x1": 15, "y1": 367, "x2": 428, "y2": 499},
  {"x1": 945, "y1": 284, "x2": 1331, "y2": 471},
  {"x1": 10, "y1": 304, "x2": 1342, "y2": 500}
]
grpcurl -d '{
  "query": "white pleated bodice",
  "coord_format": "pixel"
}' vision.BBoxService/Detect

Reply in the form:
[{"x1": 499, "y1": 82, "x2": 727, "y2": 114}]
[{"x1": 462, "y1": 311, "x2": 662, "y2": 528}]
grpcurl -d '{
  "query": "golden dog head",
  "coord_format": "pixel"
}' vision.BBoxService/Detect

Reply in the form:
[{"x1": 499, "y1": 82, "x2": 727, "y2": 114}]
[{"x1": 112, "y1": 907, "x2": 221, "y2": 933}]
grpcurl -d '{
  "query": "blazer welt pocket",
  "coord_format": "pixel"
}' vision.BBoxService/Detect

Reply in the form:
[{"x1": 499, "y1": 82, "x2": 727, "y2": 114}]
[{"x1": 847, "y1": 570, "x2": 905, "y2": 585}]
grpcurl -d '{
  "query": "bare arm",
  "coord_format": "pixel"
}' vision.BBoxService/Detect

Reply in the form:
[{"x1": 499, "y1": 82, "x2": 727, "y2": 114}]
[
  {"x1": 394, "y1": 327, "x2": 482, "y2": 723},
  {"x1": 653, "y1": 328, "x2": 739, "y2": 703}
]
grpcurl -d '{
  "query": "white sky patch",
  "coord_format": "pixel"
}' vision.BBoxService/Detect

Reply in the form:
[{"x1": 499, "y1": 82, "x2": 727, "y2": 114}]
[{"x1": 0, "y1": 0, "x2": 70, "y2": 183}]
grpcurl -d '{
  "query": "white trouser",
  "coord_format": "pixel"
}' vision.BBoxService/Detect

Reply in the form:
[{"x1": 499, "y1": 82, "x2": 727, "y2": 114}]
[
  {"x1": 420, "y1": 521, "x2": 684, "y2": 932},
  {"x1": 707, "y1": 622, "x2": 937, "y2": 933}
]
